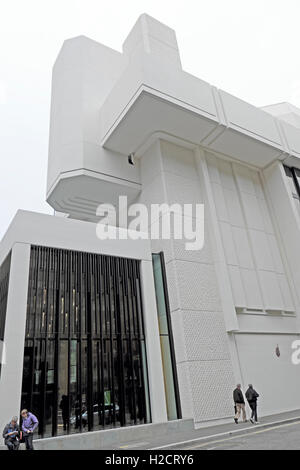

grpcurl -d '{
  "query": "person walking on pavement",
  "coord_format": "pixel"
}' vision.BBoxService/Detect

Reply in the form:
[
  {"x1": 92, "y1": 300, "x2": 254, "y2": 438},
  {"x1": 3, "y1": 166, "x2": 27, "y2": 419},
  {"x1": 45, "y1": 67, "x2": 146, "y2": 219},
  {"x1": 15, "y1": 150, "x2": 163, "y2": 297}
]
[
  {"x1": 2, "y1": 416, "x2": 20, "y2": 450},
  {"x1": 233, "y1": 384, "x2": 247, "y2": 424},
  {"x1": 21, "y1": 409, "x2": 38, "y2": 450},
  {"x1": 246, "y1": 384, "x2": 260, "y2": 424}
]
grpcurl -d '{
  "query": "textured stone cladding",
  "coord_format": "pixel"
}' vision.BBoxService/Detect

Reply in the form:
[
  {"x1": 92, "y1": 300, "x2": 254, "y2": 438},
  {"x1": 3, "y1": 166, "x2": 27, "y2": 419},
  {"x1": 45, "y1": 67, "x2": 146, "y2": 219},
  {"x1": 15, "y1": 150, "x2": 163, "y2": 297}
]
[{"x1": 137, "y1": 140, "x2": 235, "y2": 423}]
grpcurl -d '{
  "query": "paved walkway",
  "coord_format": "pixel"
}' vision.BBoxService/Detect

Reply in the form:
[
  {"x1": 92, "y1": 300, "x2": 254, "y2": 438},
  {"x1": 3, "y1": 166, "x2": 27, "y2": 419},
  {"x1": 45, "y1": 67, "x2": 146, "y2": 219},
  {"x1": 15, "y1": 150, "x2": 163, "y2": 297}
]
[
  {"x1": 1, "y1": 409, "x2": 300, "y2": 450},
  {"x1": 113, "y1": 409, "x2": 300, "y2": 450}
]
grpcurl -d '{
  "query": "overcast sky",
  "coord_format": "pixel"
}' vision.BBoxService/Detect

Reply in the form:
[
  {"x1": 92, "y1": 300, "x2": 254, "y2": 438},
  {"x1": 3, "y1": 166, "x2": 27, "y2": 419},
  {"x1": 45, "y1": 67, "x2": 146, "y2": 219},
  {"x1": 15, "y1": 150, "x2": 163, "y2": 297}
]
[{"x1": 1, "y1": 0, "x2": 300, "y2": 239}]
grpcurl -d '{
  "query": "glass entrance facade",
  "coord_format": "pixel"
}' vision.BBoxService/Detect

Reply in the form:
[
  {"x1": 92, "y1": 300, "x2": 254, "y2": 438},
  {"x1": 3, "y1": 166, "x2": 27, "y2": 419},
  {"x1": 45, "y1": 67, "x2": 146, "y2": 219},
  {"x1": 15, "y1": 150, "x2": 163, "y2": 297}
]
[
  {"x1": 152, "y1": 253, "x2": 181, "y2": 421},
  {"x1": 21, "y1": 246, "x2": 150, "y2": 438}
]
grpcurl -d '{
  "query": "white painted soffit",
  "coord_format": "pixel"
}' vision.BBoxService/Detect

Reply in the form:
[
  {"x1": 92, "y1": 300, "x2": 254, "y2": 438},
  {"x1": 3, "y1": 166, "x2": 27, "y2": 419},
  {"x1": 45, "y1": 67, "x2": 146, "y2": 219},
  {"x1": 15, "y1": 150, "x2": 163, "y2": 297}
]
[
  {"x1": 46, "y1": 169, "x2": 141, "y2": 221},
  {"x1": 100, "y1": 65, "x2": 300, "y2": 169}
]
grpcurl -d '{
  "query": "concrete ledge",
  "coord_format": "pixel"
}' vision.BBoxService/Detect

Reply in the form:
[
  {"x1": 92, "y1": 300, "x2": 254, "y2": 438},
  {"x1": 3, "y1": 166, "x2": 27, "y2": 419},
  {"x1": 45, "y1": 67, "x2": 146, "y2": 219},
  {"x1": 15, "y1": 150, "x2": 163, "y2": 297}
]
[{"x1": 0, "y1": 419, "x2": 194, "y2": 450}]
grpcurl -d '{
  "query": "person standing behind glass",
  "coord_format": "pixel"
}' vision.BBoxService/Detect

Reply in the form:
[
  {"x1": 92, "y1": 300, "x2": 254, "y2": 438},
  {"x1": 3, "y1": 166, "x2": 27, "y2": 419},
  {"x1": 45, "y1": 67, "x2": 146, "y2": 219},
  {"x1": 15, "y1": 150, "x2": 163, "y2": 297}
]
[
  {"x1": 21, "y1": 409, "x2": 38, "y2": 450},
  {"x1": 59, "y1": 395, "x2": 70, "y2": 431}
]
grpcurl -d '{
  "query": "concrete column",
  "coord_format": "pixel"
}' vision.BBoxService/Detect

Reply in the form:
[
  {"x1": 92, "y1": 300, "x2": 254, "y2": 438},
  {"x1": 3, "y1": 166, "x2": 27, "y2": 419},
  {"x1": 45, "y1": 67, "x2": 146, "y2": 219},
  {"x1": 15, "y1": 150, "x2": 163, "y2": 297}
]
[
  {"x1": 0, "y1": 243, "x2": 31, "y2": 432},
  {"x1": 194, "y1": 148, "x2": 243, "y2": 387},
  {"x1": 194, "y1": 147, "x2": 239, "y2": 334},
  {"x1": 140, "y1": 259, "x2": 168, "y2": 423}
]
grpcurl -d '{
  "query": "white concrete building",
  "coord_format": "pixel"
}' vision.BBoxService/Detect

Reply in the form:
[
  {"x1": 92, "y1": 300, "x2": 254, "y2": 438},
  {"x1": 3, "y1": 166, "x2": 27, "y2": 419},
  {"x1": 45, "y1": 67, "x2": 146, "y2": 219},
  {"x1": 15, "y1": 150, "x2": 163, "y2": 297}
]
[{"x1": 1, "y1": 14, "x2": 300, "y2": 441}]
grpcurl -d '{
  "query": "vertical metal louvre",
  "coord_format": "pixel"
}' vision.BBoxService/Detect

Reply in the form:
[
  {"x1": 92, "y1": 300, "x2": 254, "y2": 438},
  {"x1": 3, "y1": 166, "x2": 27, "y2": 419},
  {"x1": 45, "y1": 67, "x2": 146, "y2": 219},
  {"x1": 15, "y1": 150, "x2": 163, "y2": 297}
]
[{"x1": 21, "y1": 246, "x2": 150, "y2": 438}]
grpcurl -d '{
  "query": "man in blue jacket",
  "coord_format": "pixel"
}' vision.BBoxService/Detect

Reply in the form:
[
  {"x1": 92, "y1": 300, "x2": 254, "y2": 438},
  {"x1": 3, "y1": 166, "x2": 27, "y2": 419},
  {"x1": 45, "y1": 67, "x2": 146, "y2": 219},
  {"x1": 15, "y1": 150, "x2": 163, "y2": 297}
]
[{"x1": 21, "y1": 409, "x2": 39, "y2": 450}]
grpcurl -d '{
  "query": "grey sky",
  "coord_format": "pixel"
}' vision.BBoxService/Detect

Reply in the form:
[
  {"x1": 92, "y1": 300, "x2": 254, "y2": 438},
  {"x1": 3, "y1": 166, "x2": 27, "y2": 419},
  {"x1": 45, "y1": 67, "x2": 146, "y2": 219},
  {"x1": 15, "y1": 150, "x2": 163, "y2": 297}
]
[{"x1": 1, "y1": 0, "x2": 300, "y2": 239}]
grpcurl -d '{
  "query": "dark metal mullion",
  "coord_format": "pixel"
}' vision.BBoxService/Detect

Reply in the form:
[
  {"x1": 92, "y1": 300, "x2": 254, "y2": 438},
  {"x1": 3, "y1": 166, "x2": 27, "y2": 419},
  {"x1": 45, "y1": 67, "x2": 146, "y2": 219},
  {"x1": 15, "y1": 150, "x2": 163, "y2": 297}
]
[
  {"x1": 132, "y1": 260, "x2": 147, "y2": 422},
  {"x1": 107, "y1": 257, "x2": 116, "y2": 426},
  {"x1": 32, "y1": 246, "x2": 39, "y2": 343},
  {"x1": 43, "y1": 248, "x2": 56, "y2": 437},
  {"x1": 78, "y1": 252, "x2": 83, "y2": 432},
  {"x1": 135, "y1": 260, "x2": 152, "y2": 423},
  {"x1": 28, "y1": 248, "x2": 38, "y2": 414},
  {"x1": 99, "y1": 256, "x2": 105, "y2": 428},
  {"x1": 291, "y1": 168, "x2": 300, "y2": 200},
  {"x1": 128, "y1": 261, "x2": 139, "y2": 423},
  {"x1": 67, "y1": 251, "x2": 73, "y2": 433},
  {"x1": 159, "y1": 252, "x2": 182, "y2": 420},
  {"x1": 72, "y1": 250, "x2": 79, "y2": 429},
  {"x1": 86, "y1": 254, "x2": 93, "y2": 431},
  {"x1": 119, "y1": 258, "x2": 130, "y2": 426},
  {"x1": 124, "y1": 260, "x2": 137, "y2": 424},
  {"x1": 53, "y1": 249, "x2": 61, "y2": 436},
  {"x1": 114, "y1": 258, "x2": 126, "y2": 427},
  {"x1": 93, "y1": 254, "x2": 101, "y2": 426},
  {"x1": 40, "y1": 248, "x2": 48, "y2": 438},
  {"x1": 96, "y1": 339, "x2": 101, "y2": 427},
  {"x1": 25, "y1": 250, "x2": 33, "y2": 339},
  {"x1": 93, "y1": 254, "x2": 98, "y2": 336},
  {"x1": 21, "y1": 250, "x2": 34, "y2": 423}
]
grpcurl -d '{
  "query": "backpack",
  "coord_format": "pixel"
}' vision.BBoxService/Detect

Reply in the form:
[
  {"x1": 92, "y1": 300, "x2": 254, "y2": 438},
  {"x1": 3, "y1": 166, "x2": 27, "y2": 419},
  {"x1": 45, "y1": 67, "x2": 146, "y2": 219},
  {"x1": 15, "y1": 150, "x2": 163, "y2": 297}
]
[{"x1": 247, "y1": 388, "x2": 258, "y2": 401}]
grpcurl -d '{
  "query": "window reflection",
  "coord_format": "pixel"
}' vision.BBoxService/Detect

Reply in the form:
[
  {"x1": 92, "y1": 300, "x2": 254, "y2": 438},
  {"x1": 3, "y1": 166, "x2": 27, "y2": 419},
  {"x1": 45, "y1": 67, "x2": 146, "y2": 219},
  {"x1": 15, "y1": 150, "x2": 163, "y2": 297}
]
[
  {"x1": 21, "y1": 247, "x2": 150, "y2": 438},
  {"x1": 284, "y1": 166, "x2": 300, "y2": 215},
  {"x1": 152, "y1": 253, "x2": 181, "y2": 421}
]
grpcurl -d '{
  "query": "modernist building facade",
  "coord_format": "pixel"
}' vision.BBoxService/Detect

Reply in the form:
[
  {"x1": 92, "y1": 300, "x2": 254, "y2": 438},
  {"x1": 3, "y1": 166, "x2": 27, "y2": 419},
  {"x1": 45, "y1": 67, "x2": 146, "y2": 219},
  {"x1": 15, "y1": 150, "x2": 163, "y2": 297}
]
[{"x1": 1, "y1": 14, "x2": 300, "y2": 440}]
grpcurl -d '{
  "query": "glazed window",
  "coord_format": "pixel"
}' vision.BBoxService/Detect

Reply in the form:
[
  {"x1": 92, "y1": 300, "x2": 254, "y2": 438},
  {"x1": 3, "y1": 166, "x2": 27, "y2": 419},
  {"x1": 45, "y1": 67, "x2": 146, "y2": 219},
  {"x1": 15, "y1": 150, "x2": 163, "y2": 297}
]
[{"x1": 21, "y1": 246, "x2": 150, "y2": 438}]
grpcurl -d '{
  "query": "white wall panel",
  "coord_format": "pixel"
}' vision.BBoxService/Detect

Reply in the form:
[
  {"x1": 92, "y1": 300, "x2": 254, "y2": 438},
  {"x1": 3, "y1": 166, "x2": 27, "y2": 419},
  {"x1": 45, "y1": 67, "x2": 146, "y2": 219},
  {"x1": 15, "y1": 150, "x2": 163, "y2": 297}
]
[
  {"x1": 207, "y1": 153, "x2": 293, "y2": 315},
  {"x1": 268, "y1": 234, "x2": 285, "y2": 274},
  {"x1": 140, "y1": 140, "x2": 163, "y2": 186},
  {"x1": 169, "y1": 260, "x2": 222, "y2": 312},
  {"x1": 170, "y1": 310, "x2": 187, "y2": 363},
  {"x1": 240, "y1": 192, "x2": 265, "y2": 231},
  {"x1": 258, "y1": 199, "x2": 275, "y2": 234},
  {"x1": 233, "y1": 163, "x2": 256, "y2": 195},
  {"x1": 206, "y1": 153, "x2": 221, "y2": 185},
  {"x1": 250, "y1": 171, "x2": 265, "y2": 200},
  {"x1": 223, "y1": 188, "x2": 245, "y2": 228},
  {"x1": 217, "y1": 159, "x2": 236, "y2": 190},
  {"x1": 164, "y1": 171, "x2": 203, "y2": 206},
  {"x1": 138, "y1": 172, "x2": 167, "y2": 212},
  {"x1": 160, "y1": 140, "x2": 198, "y2": 181},
  {"x1": 212, "y1": 183, "x2": 229, "y2": 222},
  {"x1": 176, "y1": 363, "x2": 194, "y2": 419},
  {"x1": 240, "y1": 269, "x2": 264, "y2": 309},
  {"x1": 188, "y1": 360, "x2": 235, "y2": 422},
  {"x1": 179, "y1": 310, "x2": 231, "y2": 362},
  {"x1": 277, "y1": 274, "x2": 295, "y2": 312},
  {"x1": 220, "y1": 222, "x2": 238, "y2": 266},
  {"x1": 258, "y1": 271, "x2": 284, "y2": 310},
  {"x1": 249, "y1": 230, "x2": 274, "y2": 272},
  {"x1": 235, "y1": 333, "x2": 300, "y2": 417},
  {"x1": 232, "y1": 226, "x2": 254, "y2": 269},
  {"x1": 228, "y1": 265, "x2": 247, "y2": 308}
]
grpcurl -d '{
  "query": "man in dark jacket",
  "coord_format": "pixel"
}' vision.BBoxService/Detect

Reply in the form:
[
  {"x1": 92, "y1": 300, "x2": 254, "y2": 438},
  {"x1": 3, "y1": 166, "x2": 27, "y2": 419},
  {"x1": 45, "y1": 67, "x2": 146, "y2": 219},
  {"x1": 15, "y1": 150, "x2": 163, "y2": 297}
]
[
  {"x1": 246, "y1": 384, "x2": 259, "y2": 424},
  {"x1": 233, "y1": 384, "x2": 247, "y2": 424},
  {"x1": 3, "y1": 416, "x2": 20, "y2": 450}
]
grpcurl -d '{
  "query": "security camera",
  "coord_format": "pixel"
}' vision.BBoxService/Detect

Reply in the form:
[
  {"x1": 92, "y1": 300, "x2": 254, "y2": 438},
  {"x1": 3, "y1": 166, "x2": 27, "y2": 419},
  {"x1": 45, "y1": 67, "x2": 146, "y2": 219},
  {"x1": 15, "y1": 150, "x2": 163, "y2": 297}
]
[{"x1": 128, "y1": 153, "x2": 135, "y2": 165}]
